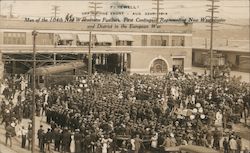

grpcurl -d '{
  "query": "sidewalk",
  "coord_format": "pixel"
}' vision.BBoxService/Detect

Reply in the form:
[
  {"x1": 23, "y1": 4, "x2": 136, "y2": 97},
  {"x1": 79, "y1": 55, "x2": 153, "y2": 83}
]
[
  {"x1": 0, "y1": 143, "x2": 17, "y2": 153},
  {"x1": 233, "y1": 123, "x2": 250, "y2": 151},
  {"x1": 0, "y1": 116, "x2": 52, "y2": 153}
]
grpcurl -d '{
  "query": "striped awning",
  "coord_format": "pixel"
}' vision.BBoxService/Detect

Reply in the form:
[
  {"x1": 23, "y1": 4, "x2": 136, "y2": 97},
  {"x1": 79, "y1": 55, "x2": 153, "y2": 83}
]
[
  {"x1": 77, "y1": 34, "x2": 89, "y2": 42},
  {"x1": 58, "y1": 33, "x2": 74, "y2": 40},
  {"x1": 117, "y1": 35, "x2": 134, "y2": 41},
  {"x1": 95, "y1": 34, "x2": 113, "y2": 43}
]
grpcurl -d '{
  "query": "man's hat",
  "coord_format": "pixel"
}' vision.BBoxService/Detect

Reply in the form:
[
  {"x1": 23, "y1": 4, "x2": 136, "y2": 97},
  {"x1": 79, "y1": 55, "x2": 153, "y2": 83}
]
[
  {"x1": 75, "y1": 129, "x2": 80, "y2": 132},
  {"x1": 11, "y1": 123, "x2": 15, "y2": 127}
]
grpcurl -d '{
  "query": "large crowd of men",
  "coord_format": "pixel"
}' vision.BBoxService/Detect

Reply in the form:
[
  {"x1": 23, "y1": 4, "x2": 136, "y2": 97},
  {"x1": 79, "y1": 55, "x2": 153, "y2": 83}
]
[{"x1": 0, "y1": 71, "x2": 249, "y2": 153}]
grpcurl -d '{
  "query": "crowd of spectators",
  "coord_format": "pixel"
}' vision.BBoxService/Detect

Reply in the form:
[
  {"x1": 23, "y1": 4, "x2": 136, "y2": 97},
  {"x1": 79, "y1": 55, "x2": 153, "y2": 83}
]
[{"x1": 0, "y1": 71, "x2": 249, "y2": 153}]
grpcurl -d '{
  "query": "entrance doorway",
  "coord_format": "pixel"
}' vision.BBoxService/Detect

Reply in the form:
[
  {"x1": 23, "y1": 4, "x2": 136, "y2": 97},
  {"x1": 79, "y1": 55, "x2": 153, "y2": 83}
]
[
  {"x1": 150, "y1": 59, "x2": 168, "y2": 74},
  {"x1": 172, "y1": 58, "x2": 184, "y2": 72}
]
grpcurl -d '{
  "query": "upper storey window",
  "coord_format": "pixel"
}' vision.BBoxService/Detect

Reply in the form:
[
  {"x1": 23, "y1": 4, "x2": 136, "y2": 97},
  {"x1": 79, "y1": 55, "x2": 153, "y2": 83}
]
[
  {"x1": 151, "y1": 35, "x2": 169, "y2": 46},
  {"x1": 141, "y1": 35, "x2": 147, "y2": 46},
  {"x1": 37, "y1": 33, "x2": 54, "y2": 45},
  {"x1": 57, "y1": 33, "x2": 74, "y2": 46},
  {"x1": 77, "y1": 34, "x2": 90, "y2": 46},
  {"x1": 95, "y1": 34, "x2": 113, "y2": 46},
  {"x1": 116, "y1": 35, "x2": 133, "y2": 46},
  {"x1": 4, "y1": 32, "x2": 26, "y2": 45},
  {"x1": 172, "y1": 36, "x2": 185, "y2": 46}
]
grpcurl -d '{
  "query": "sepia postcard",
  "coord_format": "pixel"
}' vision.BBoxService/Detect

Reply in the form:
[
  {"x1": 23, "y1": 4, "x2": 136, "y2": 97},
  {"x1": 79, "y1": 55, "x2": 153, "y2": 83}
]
[{"x1": 0, "y1": 0, "x2": 249, "y2": 153}]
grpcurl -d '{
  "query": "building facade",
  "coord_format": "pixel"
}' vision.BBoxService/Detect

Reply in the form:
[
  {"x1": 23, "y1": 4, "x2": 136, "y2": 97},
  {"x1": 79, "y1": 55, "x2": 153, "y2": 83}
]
[
  {"x1": 192, "y1": 38, "x2": 250, "y2": 73},
  {"x1": 0, "y1": 19, "x2": 192, "y2": 75}
]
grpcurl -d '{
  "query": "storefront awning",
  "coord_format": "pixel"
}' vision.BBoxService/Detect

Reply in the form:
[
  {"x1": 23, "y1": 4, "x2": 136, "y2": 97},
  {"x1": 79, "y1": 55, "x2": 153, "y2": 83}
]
[
  {"x1": 77, "y1": 34, "x2": 89, "y2": 42},
  {"x1": 117, "y1": 35, "x2": 134, "y2": 41},
  {"x1": 95, "y1": 34, "x2": 113, "y2": 43},
  {"x1": 58, "y1": 33, "x2": 74, "y2": 40}
]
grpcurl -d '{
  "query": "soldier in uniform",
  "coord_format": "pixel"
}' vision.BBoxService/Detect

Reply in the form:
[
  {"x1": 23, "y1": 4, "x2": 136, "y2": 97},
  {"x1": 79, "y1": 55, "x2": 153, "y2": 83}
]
[{"x1": 53, "y1": 126, "x2": 61, "y2": 152}]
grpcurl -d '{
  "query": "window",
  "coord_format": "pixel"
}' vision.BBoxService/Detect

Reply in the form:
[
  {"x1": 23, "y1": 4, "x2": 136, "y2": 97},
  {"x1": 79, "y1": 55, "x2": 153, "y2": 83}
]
[
  {"x1": 151, "y1": 35, "x2": 169, "y2": 46},
  {"x1": 95, "y1": 42, "x2": 112, "y2": 46},
  {"x1": 116, "y1": 41, "x2": 133, "y2": 46},
  {"x1": 127, "y1": 41, "x2": 132, "y2": 46},
  {"x1": 77, "y1": 34, "x2": 89, "y2": 46},
  {"x1": 37, "y1": 33, "x2": 54, "y2": 45},
  {"x1": 57, "y1": 40, "x2": 73, "y2": 46},
  {"x1": 141, "y1": 35, "x2": 147, "y2": 46},
  {"x1": 95, "y1": 34, "x2": 113, "y2": 46},
  {"x1": 57, "y1": 34, "x2": 74, "y2": 46},
  {"x1": 172, "y1": 36, "x2": 185, "y2": 46},
  {"x1": 116, "y1": 35, "x2": 133, "y2": 46},
  {"x1": 39, "y1": 76, "x2": 45, "y2": 83},
  {"x1": 3, "y1": 32, "x2": 26, "y2": 45},
  {"x1": 77, "y1": 42, "x2": 89, "y2": 46}
]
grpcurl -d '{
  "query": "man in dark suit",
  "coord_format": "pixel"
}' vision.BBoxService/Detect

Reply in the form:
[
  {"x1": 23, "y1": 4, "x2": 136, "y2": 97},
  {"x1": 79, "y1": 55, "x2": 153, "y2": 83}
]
[
  {"x1": 45, "y1": 128, "x2": 53, "y2": 152},
  {"x1": 37, "y1": 125, "x2": 44, "y2": 152},
  {"x1": 5, "y1": 123, "x2": 16, "y2": 147},
  {"x1": 74, "y1": 129, "x2": 82, "y2": 153},
  {"x1": 61, "y1": 127, "x2": 72, "y2": 153}
]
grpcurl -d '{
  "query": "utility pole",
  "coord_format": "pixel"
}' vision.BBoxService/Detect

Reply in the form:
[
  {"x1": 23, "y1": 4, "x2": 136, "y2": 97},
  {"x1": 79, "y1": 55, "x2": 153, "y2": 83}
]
[
  {"x1": 152, "y1": 0, "x2": 163, "y2": 24},
  {"x1": 51, "y1": 5, "x2": 60, "y2": 18},
  {"x1": 207, "y1": 0, "x2": 220, "y2": 79},
  {"x1": 31, "y1": 30, "x2": 38, "y2": 153},
  {"x1": 0, "y1": 0, "x2": 2, "y2": 17},
  {"x1": 88, "y1": 2, "x2": 102, "y2": 20},
  {"x1": 9, "y1": 4, "x2": 13, "y2": 18},
  {"x1": 88, "y1": 32, "x2": 92, "y2": 76}
]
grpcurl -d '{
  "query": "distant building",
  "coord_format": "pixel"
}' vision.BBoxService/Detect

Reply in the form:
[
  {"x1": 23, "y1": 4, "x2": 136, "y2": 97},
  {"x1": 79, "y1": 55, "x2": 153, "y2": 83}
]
[
  {"x1": 0, "y1": 19, "x2": 193, "y2": 75},
  {"x1": 0, "y1": 53, "x2": 3, "y2": 80},
  {"x1": 192, "y1": 37, "x2": 250, "y2": 72}
]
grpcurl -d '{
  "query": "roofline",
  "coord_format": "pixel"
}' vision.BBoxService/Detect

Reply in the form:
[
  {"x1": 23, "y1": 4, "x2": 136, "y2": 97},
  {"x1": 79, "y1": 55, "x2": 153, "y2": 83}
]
[{"x1": 193, "y1": 47, "x2": 250, "y2": 53}]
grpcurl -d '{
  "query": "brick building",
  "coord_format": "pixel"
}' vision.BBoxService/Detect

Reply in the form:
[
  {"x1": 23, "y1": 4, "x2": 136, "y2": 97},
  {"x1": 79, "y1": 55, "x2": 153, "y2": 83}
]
[{"x1": 0, "y1": 18, "x2": 193, "y2": 76}]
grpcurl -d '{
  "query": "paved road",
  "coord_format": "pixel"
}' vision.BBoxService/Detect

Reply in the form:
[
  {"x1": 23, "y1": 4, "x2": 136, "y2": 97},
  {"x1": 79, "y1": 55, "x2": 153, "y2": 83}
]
[{"x1": 0, "y1": 143, "x2": 17, "y2": 153}]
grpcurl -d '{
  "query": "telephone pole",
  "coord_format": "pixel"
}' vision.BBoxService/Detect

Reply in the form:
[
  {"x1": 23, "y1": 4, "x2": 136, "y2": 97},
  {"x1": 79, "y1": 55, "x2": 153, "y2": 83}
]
[
  {"x1": 207, "y1": 0, "x2": 220, "y2": 79},
  {"x1": 51, "y1": 5, "x2": 60, "y2": 18},
  {"x1": 88, "y1": 2, "x2": 102, "y2": 20},
  {"x1": 152, "y1": 0, "x2": 163, "y2": 24},
  {"x1": 9, "y1": 4, "x2": 13, "y2": 18},
  {"x1": 0, "y1": 0, "x2": 2, "y2": 17},
  {"x1": 31, "y1": 30, "x2": 38, "y2": 153},
  {"x1": 88, "y1": 32, "x2": 92, "y2": 76}
]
